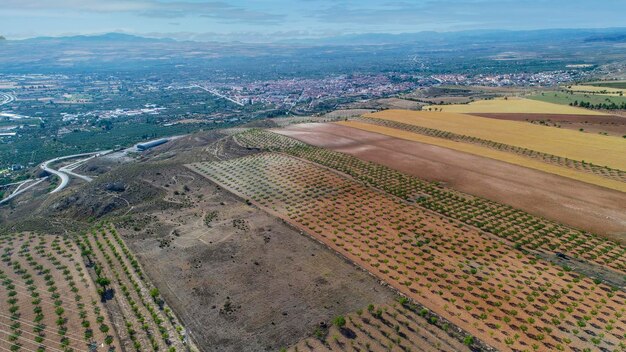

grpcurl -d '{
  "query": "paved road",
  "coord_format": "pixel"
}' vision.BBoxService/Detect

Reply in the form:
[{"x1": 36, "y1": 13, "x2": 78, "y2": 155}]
[
  {"x1": 189, "y1": 84, "x2": 245, "y2": 106},
  {"x1": 0, "y1": 178, "x2": 48, "y2": 205},
  {"x1": 0, "y1": 180, "x2": 30, "y2": 189},
  {"x1": 59, "y1": 156, "x2": 96, "y2": 182},
  {"x1": 41, "y1": 150, "x2": 110, "y2": 193},
  {"x1": 0, "y1": 92, "x2": 15, "y2": 106}
]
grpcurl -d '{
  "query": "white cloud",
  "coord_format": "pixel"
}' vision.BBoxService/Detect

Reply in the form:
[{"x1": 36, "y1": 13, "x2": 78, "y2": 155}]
[{"x1": 1, "y1": 0, "x2": 285, "y2": 24}]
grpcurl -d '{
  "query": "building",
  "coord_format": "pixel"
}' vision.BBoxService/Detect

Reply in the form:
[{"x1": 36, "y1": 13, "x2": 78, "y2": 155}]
[{"x1": 137, "y1": 138, "x2": 168, "y2": 151}]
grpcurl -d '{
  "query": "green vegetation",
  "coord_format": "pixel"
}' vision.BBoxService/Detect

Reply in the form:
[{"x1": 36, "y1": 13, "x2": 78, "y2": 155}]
[
  {"x1": 78, "y1": 223, "x2": 187, "y2": 350},
  {"x1": 204, "y1": 211, "x2": 218, "y2": 227},
  {"x1": 333, "y1": 315, "x2": 346, "y2": 328},
  {"x1": 0, "y1": 118, "x2": 40, "y2": 127},
  {"x1": 1, "y1": 121, "x2": 220, "y2": 171},
  {"x1": 589, "y1": 81, "x2": 626, "y2": 89},
  {"x1": 528, "y1": 91, "x2": 626, "y2": 110}
]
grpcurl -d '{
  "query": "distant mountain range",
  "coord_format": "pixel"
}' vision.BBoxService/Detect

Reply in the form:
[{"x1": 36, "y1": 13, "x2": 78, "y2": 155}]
[
  {"x1": 6, "y1": 27, "x2": 626, "y2": 46},
  {"x1": 1, "y1": 28, "x2": 626, "y2": 74},
  {"x1": 301, "y1": 28, "x2": 626, "y2": 45},
  {"x1": 19, "y1": 32, "x2": 174, "y2": 44}
]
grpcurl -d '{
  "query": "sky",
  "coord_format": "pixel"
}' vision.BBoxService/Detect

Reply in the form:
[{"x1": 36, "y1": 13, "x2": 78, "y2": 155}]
[{"x1": 1, "y1": 0, "x2": 626, "y2": 42}]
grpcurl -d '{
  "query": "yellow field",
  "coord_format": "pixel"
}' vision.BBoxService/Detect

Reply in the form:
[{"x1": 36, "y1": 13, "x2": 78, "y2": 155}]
[
  {"x1": 364, "y1": 109, "x2": 626, "y2": 171},
  {"x1": 566, "y1": 85, "x2": 626, "y2": 96},
  {"x1": 424, "y1": 97, "x2": 607, "y2": 115},
  {"x1": 336, "y1": 120, "x2": 626, "y2": 192}
]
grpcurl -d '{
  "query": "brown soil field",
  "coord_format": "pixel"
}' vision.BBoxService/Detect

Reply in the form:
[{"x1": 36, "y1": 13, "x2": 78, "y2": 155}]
[
  {"x1": 115, "y1": 163, "x2": 397, "y2": 352},
  {"x1": 0, "y1": 233, "x2": 122, "y2": 351},
  {"x1": 471, "y1": 113, "x2": 626, "y2": 136},
  {"x1": 190, "y1": 153, "x2": 626, "y2": 352},
  {"x1": 275, "y1": 123, "x2": 626, "y2": 239},
  {"x1": 81, "y1": 225, "x2": 189, "y2": 351},
  {"x1": 290, "y1": 302, "x2": 472, "y2": 352}
]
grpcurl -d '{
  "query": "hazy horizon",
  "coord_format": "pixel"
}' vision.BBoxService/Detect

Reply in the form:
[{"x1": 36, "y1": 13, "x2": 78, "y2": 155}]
[{"x1": 2, "y1": 0, "x2": 626, "y2": 42}]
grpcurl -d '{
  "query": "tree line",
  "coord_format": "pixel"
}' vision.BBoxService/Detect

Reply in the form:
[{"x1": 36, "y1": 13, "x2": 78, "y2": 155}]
[{"x1": 570, "y1": 100, "x2": 626, "y2": 110}]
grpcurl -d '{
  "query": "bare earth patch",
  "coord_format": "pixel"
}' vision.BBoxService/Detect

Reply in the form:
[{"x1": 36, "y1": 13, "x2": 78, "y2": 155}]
[{"x1": 117, "y1": 165, "x2": 396, "y2": 352}]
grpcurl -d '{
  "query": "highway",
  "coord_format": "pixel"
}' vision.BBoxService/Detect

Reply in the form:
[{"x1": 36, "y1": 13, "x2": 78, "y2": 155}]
[
  {"x1": 189, "y1": 84, "x2": 245, "y2": 106},
  {"x1": 59, "y1": 156, "x2": 96, "y2": 182},
  {"x1": 0, "y1": 150, "x2": 110, "y2": 205},
  {"x1": 0, "y1": 178, "x2": 48, "y2": 205},
  {"x1": 0, "y1": 92, "x2": 15, "y2": 106},
  {"x1": 41, "y1": 150, "x2": 111, "y2": 193}
]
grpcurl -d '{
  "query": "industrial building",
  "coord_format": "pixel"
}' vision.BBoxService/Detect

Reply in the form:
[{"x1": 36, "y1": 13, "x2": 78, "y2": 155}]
[{"x1": 137, "y1": 138, "x2": 169, "y2": 151}]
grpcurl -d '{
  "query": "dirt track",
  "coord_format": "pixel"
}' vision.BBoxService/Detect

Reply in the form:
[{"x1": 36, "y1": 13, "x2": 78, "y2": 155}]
[{"x1": 276, "y1": 123, "x2": 626, "y2": 240}]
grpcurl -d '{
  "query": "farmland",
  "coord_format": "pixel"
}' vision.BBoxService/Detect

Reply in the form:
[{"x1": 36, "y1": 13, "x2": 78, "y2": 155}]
[
  {"x1": 349, "y1": 116, "x2": 626, "y2": 183},
  {"x1": 188, "y1": 152, "x2": 626, "y2": 352},
  {"x1": 362, "y1": 110, "x2": 626, "y2": 171},
  {"x1": 565, "y1": 85, "x2": 626, "y2": 96},
  {"x1": 528, "y1": 91, "x2": 626, "y2": 110},
  {"x1": 77, "y1": 223, "x2": 188, "y2": 352},
  {"x1": 590, "y1": 81, "x2": 626, "y2": 89},
  {"x1": 425, "y1": 98, "x2": 607, "y2": 115},
  {"x1": 0, "y1": 232, "x2": 122, "y2": 351},
  {"x1": 290, "y1": 301, "x2": 472, "y2": 352},
  {"x1": 234, "y1": 130, "x2": 626, "y2": 275},
  {"x1": 335, "y1": 120, "x2": 626, "y2": 192},
  {"x1": 274, "y1": 123, "x2": 626, "y2": 238}
]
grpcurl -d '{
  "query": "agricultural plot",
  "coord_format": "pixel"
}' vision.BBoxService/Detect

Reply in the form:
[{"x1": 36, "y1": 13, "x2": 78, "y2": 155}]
[
  {"x1": 336, "y1": 120, "x2": 626, "y2": 192},
  {"x1": 77, "y1": 224, "x2": 188, "y2": 352},
  {"x1": 290, "y1": 301, "x2": 471, "y2": 352},
  {"x1": 426, "y1": 98, "x2": 607, "y2": 115},
  {"x1": 275, "y1": 123, "x2": 626, "y2": 239},
  {"x1": 233, "y1": 130, "x2": 626, "y2": 277},
  {"x1": 351, "y1": 116, "x2": 626, "y2": 184},
  {"x1": 189, "y1": 153, "x2": 626, "y2": 352},
  {"x1": 565, "y1": 85, "x2": 626, "y2": 96},
  {"x1": 589, "y1": 82, "x2": 626, "y2": 90},
  {"x1": 363, "y1": 110, "x2": 626, "y2": 172},
  {"x1": 0, "y1": 232, "x2": 122, "y2": 352},
  {"x1": 529, "y1": 91, "x2": 626, "y2": 108}
]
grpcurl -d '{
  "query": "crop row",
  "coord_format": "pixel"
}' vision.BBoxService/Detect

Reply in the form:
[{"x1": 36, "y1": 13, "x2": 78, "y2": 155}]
[
  {"x1": 291, "y1": 300, "x2": 472, "y2": 352},
  {"x1": 77, "y1": 223, "x2": 186, "y2": 351},
  {"x1": 189, "y1": 153, "x2": 626, "y2": 352},
  {"x1": 353, "y1": 116, "x2": 626, "y2": 183},
  {"x1": 230, "y1": 129, "x2": 626, "y2": 275},
  {"x1": 0, "y1": 232, "x2": 120, "y2": 352}
]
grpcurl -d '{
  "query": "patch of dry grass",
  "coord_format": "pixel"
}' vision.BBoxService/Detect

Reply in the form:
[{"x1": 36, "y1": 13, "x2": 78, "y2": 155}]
[{"x1": 363, "y1": 109, "x2": 626, "y2": 171}]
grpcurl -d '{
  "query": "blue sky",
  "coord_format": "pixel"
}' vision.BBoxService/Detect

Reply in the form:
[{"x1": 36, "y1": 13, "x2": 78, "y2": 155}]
[{"x1": 2, "y1": 0, "x2": 626, "y2": 42}]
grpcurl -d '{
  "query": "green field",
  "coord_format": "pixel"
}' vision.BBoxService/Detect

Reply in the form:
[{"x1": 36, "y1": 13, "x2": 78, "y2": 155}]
[
  {"x1": 0, "y1": 121, "x2": 217, "y2": 169},
  {"x1": 528, "y1": 91, "x2": 626, "y2": 109},
  {"x1": 589, "y1": 81, "x2": 626, "y2": 89}
]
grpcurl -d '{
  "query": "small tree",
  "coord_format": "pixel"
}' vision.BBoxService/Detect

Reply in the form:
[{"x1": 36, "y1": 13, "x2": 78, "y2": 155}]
[
  {"x1": 333, "y1": 316, "x2": 346, "y2": 329},
  {"x1": 82, "y1": 248, "x2": 92, "y2": 263},
  {"x1": 96, "y1": 277, "x2": 111, "y2": 300}
]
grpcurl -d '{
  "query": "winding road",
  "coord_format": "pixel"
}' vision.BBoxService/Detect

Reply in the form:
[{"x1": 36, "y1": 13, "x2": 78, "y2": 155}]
[
  {"x1": 0, "y1": 178, "x2": 48, "y2": 205},
  {"x1": 41, "y1": 150, "x2": 111, "y2": 193},
  {"x1": 0, "y1": 92, "x2": 15, "y2": 106}
]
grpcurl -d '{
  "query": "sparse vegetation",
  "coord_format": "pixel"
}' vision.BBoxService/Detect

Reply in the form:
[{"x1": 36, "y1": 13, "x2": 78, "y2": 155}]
[{"x1": 190, "y1": 152, "x2": 626, "y2": 351}]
